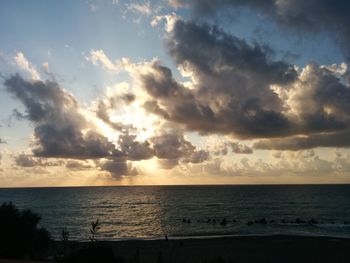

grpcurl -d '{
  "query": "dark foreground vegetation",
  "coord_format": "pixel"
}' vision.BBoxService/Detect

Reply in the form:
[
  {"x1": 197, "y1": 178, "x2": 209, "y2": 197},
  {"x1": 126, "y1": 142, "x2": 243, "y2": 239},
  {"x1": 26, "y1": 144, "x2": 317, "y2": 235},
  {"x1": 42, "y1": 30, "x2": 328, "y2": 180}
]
[
  {"x1": 0, "y1": 202, "x2": 122, "y2": 262},
  {"x1": 1, "y1": 202, "x2": 350, "y2": 263},
  {"x1": 0, "y1": 202, "x2": 50, "y2": 260}
]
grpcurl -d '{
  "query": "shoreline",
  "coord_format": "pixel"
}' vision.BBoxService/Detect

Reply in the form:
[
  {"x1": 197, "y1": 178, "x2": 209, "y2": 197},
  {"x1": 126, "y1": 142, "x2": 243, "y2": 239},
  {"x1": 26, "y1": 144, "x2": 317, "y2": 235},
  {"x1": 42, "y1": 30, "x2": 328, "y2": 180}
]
[{"x1": 53, "y1": 230, "x2": 350, "y2": 242}]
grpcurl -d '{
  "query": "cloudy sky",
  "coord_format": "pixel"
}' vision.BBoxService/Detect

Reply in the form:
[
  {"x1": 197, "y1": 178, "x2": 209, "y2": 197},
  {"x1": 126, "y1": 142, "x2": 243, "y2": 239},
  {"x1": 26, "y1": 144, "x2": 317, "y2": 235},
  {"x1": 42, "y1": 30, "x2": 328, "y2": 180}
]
[{"x1": 1, "y1": 0, "x2": 350, "y2": 187}]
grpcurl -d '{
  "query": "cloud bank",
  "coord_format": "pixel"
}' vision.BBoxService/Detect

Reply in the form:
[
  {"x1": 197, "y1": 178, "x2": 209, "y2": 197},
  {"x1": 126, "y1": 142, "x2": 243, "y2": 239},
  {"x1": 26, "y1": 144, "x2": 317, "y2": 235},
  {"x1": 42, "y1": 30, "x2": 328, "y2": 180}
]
[
  {"x1": 4, "y1": 74, "x2": 208, "y2": 177},
  {"x1": 170, "y1": 0, "x2": 350, "y2": 59},
  {"x1": 121, "y1": 19, "x2": 350, "y2": 151},
  {"x1": 3, "y1": 2, "x2": 350, "y2": 183}
]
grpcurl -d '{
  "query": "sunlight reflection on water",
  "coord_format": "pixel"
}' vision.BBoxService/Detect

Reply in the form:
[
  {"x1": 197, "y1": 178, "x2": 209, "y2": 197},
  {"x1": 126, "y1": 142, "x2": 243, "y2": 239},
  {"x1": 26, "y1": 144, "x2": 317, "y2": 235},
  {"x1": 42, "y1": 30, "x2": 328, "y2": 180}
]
[{"x1": 1, "y1": 185, "x2": 350, "y2": 240}]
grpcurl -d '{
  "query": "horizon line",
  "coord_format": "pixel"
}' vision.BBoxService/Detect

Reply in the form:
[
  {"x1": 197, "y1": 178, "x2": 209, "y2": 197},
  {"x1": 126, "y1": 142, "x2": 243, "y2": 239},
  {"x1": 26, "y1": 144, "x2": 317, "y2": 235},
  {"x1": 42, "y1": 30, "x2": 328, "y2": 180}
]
[{"x1": 1, "y1": 182, "x2": 350, "y2": 190}]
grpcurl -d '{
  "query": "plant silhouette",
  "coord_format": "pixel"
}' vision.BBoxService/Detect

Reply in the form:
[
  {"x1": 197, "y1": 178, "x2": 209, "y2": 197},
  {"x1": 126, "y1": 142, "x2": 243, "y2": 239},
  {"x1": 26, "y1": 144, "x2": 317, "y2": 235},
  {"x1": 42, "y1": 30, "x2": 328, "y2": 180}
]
[{"x1": 89, "y1": 219, "x2": 101, "y2": 242}]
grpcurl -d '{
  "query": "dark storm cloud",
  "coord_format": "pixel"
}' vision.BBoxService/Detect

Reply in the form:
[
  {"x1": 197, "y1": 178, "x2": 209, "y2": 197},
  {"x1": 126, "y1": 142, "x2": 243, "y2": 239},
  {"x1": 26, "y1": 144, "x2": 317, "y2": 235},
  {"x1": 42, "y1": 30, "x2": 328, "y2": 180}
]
[
  {"x1": 4, "y1": 74, "x2": 121, "y2": 159},
  {"x1": 3, "y1": 74, "x2": 138, "y2": 178},
  {"x1": 167, "y1": 20, "x2": 297, "y2": 85},
  {"x1": 120, "y1": 93, "x2": 136, "y2": 104},
  {"x1": 150, "y1": 131, "x2": 209, "y2": 168},
  {"x1": 14, "y1": 154, "x2": 63, "y2": 167},
  {"x1": 296, "y1": 65, "x2": 350, "y2": 131},
  {"x1": 99, "y1": 158, "x2": 138, "y2": 177},
  {"x1": 230, "y1": 142, "x2": 253, "y2": 154},
  {"x1": 140, "y1": 63, "x2": 194, "y2": 99},
  {"x1": 139, "y1": 20, "x2": 296, "y2": 138},
  {"x1": 171, "y1": 0, "x2": 350, "y2": 59},
  {"x1": 211, "y1": 142, "x2": 253, "y2": 155},
  {"x1": 135, "y1": 19, "x2": 350, "y2": 150},
  {"x1": 99, "y1": 131, "x2": 209, "y2": 176},
  {"x1": 118, "y1": 133, "x2": 154, "y2": 161},
  {"x1": 4, "y1": 74, "x2": 209, "y2": 176},
  {"x1": 65, "y1": 160, "x2": 93, "y2": 170},
  {"x1": 253, "y1": 64, "x2": 350, "y2": 150},
  {"x1": 254, "y1": 130, "x2": 350, "y2": 151},
  {"x1": 157, "y1": 158, "x2": 179, "y2": 169}
]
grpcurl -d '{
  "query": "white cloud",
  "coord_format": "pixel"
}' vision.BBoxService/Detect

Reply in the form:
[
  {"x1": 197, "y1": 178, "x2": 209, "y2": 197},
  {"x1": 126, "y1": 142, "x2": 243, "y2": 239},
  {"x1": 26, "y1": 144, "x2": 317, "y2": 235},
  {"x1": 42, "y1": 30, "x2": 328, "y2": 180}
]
[
  {"x1": 42, "y1": 62, "x2": 50, "y2": 73},
  {"x1": 127, "y1": 2, "x2": 152, "y2": 16},
  {"x1": 87, "y1": 49, "x2": 120, "y2": 73},
  {"x1": 168, "y1": 0, "x2": 186, "y2": 8},
  {"x1": 87, "y1": 2, "x2": 98, "y2": 12},
  {"x1": 151, "y1": 13, "x2": 179, "y2": 32},
  {"x1": 13, "y1": 52, "x2": 40, "y2": 80}
]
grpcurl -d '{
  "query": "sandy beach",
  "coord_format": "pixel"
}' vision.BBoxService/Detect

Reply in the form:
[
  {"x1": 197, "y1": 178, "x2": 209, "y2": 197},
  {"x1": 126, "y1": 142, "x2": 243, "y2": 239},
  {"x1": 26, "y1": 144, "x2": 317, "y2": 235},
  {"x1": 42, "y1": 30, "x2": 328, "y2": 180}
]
[
  {"x1": 1, "y1": 235, "x2": 350, "y2": 262},
  {"x1": 69, "y1": 235, "x2": 350, "y2": 263}
]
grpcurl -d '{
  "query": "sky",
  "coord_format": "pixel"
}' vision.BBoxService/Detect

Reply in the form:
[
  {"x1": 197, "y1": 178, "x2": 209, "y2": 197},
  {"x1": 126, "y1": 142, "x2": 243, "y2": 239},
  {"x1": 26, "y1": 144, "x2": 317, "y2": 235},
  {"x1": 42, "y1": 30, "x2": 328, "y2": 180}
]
[{"x1": 1, "y1": 0, "x2": 350, "y2": 187}]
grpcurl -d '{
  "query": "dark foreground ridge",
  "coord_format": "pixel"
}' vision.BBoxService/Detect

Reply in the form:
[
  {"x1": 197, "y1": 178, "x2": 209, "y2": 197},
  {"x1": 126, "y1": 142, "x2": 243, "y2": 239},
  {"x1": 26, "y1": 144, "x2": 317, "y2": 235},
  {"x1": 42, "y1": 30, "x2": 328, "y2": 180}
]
[
  {"x1": 2, "y1": 235, "x2": 350, "y2": 263},
  {"x1": 89, "y1": 235, "x2": 350, "y2": 263}
]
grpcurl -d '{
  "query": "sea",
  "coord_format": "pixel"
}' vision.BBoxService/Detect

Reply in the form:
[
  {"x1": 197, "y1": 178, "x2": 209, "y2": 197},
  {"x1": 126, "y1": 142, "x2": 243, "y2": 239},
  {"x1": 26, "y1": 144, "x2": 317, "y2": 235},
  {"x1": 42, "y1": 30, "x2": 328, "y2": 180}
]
[{"x1": 0, "y1": 185, "x2": 350, "y2": 241}]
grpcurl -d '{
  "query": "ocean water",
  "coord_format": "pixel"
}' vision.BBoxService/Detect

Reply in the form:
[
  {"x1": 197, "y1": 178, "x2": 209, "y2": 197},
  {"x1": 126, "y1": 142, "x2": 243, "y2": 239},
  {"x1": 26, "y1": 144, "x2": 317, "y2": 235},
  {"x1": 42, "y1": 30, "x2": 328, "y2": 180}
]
[{"x1": 0, "y1": 185, "x2": 350, "y2": 241}]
